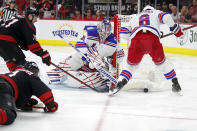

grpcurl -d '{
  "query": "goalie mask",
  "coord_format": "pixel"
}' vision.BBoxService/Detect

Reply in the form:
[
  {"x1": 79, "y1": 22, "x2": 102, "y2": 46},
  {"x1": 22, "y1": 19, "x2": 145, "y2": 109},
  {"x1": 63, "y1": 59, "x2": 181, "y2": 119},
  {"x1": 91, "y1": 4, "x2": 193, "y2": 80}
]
[{"x1": 97, "y1": 19, "x2": 111, "y2": 42}]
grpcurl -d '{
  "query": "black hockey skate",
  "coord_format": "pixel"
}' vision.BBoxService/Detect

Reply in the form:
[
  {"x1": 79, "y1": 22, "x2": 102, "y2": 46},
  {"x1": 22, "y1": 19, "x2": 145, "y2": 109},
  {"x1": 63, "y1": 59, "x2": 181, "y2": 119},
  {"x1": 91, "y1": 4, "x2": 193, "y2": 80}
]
[
  {"x1": 109, "y1": 78, "x2": 128, "y2": 95},
  {"x1": 172, "y1": 77, "x2": 181, "y2": 92}
]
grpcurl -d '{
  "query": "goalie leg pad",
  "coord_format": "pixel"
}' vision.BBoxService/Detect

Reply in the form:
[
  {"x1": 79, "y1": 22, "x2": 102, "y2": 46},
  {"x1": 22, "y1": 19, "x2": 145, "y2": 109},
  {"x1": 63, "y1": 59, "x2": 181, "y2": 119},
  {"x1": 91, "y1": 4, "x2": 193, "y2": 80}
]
[
  {"x1": 76, "y1": 71, "x2": 109, "y2": 91},
  {"x1": 47, "y1": 68, "x2": 67, "y2": 84},
  {"x1": 67, "y1": 53, "x2": 84, "y2": 70}
]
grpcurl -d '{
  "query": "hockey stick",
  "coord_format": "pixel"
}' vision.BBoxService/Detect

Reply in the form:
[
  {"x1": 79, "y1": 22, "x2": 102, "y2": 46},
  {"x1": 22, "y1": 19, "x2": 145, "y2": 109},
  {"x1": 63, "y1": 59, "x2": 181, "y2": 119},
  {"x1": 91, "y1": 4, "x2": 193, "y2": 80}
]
[
  {"x1": 57, "y1": 34, "x2": 118, "y2": 85},
  {"x1": 31, "y1": 106, "x2": 45, "y2": 109},
  {"x1": 161, "y1": 24, "x2": 197, "y2": 38},
  {"x1": 51, "y1": 62, "x2": 101, "y2": 92}
]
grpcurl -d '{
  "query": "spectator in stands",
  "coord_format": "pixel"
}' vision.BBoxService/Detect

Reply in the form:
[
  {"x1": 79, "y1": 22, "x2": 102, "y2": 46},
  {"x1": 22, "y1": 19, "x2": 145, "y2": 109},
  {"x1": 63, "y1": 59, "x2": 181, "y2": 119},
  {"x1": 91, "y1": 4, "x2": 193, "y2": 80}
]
[
  {"x1": 94, "y1": 9, "x2": 104, "y2": 20},
  {"x1": 133, "y1": 4, "x2": 138, "y2": 14},
  {"x1": 156, "y1": 3, "x2": 161, "y2": 10},
  {"x1": 189, "y1": 0, "x2": 197, "y2": 22},
  {"x1": 72, "y1": 9, "x2": 82, "y2": 20},
  {"x1": 73, "y1": 0, "x2": 82, "y2": 11},
  {"x1": 180, "y1": 6, "x2": 192, "y2": 23},
  {"x1": 0, "y1": 0, "x2": 18, "y2": 22},
  {"x1": 32, "y1": 0, "x2": 43, "y2": 10},
  {"x1": 84, "y1": 9, "x2": 93, "y2": 20},
  {"x1": 168, "y1": 3, "x2": 173, "y2": 13},
  {"x1": 41, "y1": 0, "x2": 54, "y2": 18},
  {"x1": 161, "y1": 1, "x2": 170, "y2": 13},
  {"x1": 58, "y1": 0, "x2": 74, "y2": 19},
  {"x1": 47, "y1": 10, "x2": 56, "y2": 19},
  {"x1": 171, "y1": 6, "x2": 180, "y2": 22}
]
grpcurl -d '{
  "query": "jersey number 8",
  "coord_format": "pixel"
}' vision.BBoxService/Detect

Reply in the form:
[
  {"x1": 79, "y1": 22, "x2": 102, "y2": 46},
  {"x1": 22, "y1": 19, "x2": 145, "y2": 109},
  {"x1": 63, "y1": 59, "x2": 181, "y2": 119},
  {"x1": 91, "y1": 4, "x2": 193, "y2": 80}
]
[{"x1": 139, "y1": 14, "x2": 150, "y2": 26}]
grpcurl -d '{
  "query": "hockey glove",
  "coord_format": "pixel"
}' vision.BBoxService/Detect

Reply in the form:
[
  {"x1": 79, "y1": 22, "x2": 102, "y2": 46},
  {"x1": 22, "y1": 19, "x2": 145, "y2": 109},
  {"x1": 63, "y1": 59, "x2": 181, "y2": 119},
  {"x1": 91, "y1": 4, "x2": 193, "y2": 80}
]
[
  {"x1": 170, "y1": 24, "x2": 183, "y2": 37},
  {"x1": 44, "y1": 101, "x2": 58, "y2": 112},
  {"x1": 41, "y1": 50, "x2": 51, "y2": 66},
  {"x1": 20, "y1": 98, "x2": 38, "y2": 111}
]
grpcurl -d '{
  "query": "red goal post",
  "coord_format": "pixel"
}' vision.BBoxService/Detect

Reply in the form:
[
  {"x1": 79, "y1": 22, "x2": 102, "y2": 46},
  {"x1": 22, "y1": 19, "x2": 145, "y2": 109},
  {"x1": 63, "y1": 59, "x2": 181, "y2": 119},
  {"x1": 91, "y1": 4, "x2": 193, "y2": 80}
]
[
  {"x1": 111, "y1": 14, "x2": 134, "y2": 85},
  {"x1": 114, "y1": 14, "x2": 135, "y2": 49}
]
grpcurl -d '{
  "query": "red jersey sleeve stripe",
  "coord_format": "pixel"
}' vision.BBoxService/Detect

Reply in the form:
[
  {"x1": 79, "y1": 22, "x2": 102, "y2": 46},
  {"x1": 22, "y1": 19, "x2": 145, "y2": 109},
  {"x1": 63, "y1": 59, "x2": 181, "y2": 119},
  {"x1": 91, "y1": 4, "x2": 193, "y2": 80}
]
[
  {"x1": 39, "y1": 91, "x2": 53, "y2": 102},
  {"x1": 28, "y1": 43, "x2": 41, "y2": 50}
]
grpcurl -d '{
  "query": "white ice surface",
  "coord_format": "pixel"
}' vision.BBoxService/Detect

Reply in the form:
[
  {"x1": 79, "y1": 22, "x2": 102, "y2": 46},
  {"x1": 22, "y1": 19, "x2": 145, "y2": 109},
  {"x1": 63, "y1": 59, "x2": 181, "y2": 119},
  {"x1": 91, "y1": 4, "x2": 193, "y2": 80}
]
[{"x1": 1, "y1": 46, "x2": 197, "y2": 131}]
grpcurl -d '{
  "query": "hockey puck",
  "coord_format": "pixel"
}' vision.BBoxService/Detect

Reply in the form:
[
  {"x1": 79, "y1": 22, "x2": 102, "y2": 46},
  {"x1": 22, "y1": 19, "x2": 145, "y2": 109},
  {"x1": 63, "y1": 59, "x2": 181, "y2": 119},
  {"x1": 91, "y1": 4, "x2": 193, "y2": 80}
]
[{"x1": 144, "y1": 88, "x2": 149, "y2": 93}]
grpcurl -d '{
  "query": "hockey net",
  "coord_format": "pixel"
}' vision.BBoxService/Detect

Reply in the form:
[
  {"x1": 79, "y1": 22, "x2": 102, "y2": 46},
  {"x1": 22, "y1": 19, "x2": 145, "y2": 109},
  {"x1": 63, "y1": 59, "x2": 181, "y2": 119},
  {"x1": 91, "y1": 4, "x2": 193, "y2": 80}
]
[{"x1": 113, "y1": 14, "x2": 171, "y2": 92}]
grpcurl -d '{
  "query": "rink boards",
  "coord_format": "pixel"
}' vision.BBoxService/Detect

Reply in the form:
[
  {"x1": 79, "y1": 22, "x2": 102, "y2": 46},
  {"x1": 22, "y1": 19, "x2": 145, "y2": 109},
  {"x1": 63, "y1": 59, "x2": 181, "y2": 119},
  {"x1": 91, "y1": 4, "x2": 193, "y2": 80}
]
[{"x1": 35, "y1": 20, "x2": 197, "y2": 56}]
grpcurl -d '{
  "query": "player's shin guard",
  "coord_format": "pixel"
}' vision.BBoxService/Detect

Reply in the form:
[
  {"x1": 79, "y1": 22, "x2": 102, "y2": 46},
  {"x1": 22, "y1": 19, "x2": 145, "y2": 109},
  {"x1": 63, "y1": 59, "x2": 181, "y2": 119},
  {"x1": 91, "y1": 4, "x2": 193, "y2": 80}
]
[{"x1": 47, "y1": 68, "x2": 67, "y2": 84}]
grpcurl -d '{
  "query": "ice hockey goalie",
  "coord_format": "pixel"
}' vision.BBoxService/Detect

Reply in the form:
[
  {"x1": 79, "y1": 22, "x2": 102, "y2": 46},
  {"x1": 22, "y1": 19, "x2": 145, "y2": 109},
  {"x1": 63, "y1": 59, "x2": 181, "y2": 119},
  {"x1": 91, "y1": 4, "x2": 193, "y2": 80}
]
[{"x1": 47, "y1": 19, "x2": 124, "y2": 92}]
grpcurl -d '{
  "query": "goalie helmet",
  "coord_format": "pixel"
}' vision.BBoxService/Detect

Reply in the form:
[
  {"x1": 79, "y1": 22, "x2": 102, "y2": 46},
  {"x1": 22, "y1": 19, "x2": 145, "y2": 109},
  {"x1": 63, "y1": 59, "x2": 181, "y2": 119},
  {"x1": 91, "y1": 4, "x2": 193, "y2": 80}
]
[
  {"x1": 97, "y1": 19, "x2": 111, "y2": 42},
  {"x1": 23, "y1": 61, "x2": 39, "y2": 75}
]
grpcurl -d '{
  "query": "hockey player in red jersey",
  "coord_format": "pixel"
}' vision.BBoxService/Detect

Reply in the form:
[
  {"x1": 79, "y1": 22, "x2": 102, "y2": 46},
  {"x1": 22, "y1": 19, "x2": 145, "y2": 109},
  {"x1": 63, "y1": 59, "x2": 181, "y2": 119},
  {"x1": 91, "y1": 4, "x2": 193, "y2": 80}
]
[
  {"x1": 112, "y1": 5, "x2": 183, "y2": 94},
  {"x1": 0, "y1": 61, "x2": 58, "y2": 125},
  {"x1": 0, "y1": 7, "x2": 51, "y2": 72}
]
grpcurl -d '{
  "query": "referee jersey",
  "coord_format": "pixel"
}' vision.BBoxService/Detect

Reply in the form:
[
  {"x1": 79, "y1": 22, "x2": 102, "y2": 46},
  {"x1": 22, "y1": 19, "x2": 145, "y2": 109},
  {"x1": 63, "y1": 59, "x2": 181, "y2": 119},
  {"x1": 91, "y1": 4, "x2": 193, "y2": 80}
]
[{"x1": 1, "y1": 6, "x2": 18, "y2": 22}]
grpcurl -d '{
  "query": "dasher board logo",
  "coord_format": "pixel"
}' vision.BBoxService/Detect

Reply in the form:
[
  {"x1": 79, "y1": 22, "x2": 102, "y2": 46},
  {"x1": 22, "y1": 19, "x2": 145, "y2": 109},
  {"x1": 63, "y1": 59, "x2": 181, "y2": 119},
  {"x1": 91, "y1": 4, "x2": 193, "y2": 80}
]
[{"x1": 52, "y1": 23, "x2": 78, "y2": 39}]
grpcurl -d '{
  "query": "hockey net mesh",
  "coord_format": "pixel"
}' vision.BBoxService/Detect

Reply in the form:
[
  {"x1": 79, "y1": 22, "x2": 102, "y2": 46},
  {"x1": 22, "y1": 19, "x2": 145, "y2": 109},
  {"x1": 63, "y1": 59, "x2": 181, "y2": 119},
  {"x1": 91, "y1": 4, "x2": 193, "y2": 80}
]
[{"x1": 114, "y1": 14, "x2": 170, "y2": 92}]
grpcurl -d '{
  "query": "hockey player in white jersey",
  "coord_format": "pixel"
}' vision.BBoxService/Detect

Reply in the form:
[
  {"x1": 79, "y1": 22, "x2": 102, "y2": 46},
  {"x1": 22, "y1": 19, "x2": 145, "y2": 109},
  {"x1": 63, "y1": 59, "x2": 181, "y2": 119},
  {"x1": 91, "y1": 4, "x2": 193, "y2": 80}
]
[
  {"x1": 47, "y1": 19, "x2": 124, "y2": 92},
  {"x1": 112, "y1": 5, "x2": 183, "y2": 94}
]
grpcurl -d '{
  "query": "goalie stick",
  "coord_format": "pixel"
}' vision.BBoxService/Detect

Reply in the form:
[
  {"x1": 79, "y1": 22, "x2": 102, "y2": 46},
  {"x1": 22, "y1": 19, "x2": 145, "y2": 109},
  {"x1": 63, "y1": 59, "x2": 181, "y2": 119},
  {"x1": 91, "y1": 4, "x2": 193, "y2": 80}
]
[
  {"x1": 51, "y1": 62, "x2": 102, "y2": 93},
  {"x1": 57, "y1": 34, "x2": 118, "y2": 86},
  {"x1": 161, "y1": 24, "x2": 197, "y2": 38}
]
